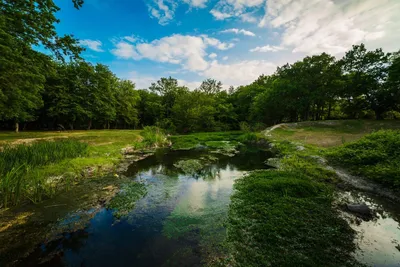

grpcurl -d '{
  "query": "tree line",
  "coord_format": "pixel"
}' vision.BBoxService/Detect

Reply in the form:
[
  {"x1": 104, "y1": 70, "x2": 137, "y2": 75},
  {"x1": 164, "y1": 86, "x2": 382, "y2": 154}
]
[{"x1": 1, "y1": 1, "x2": 399, "y2": 133}]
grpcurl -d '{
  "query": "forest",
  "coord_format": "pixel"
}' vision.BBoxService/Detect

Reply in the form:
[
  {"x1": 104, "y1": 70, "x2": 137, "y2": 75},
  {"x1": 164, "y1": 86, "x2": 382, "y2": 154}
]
[{"x1": 1, "y1": 1, "x2": 399, "y2": 133}]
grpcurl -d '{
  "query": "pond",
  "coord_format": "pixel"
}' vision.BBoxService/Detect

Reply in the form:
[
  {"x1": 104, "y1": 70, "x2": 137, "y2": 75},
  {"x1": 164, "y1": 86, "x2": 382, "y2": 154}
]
[{"x1": 18, "y1": 147, "x2": 273, "y2": 266}]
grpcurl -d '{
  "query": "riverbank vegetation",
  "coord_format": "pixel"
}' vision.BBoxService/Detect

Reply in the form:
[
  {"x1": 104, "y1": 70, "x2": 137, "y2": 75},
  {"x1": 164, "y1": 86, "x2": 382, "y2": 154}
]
[
  {"x1": 327, "y1": 130, "x2": 400, "y2": 188},
  {"x1": 0, "y1": 128, "x2": 168, "y2": 208},
  {"x1": 226, "y1": 170, "x2": 360, "y2": 266}
]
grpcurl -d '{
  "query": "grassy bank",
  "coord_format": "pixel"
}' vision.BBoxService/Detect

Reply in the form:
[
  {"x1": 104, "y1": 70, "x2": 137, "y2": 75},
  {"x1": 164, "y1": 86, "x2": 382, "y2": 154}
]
[
  {"x1": 226, "y1": 170, "x2": 360, "y2": 266},
  {"x1": 268, "y1": 120, "x2": 400, "y2": 147},
  {"x1": 223, "y1": 121, "x2": 380, "y2": 266},
  {"x1": 327, "y1": 130, "x2": 400, "y2": 188},
  {"x1": 0, "y1": 128, "x2": 168, "y2": 208}
]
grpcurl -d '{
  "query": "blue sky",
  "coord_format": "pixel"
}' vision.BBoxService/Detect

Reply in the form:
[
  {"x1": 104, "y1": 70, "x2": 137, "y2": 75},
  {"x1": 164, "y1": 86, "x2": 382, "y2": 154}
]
[{"x1": 54, "y1": 0, "x2": 400, "y2": 89}]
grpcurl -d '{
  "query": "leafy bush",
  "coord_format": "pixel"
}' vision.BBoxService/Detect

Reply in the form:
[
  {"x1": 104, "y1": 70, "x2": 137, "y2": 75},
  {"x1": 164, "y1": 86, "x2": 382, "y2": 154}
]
[
  {"x1": 327, "y1": 130, "x2": 400, "y2": 187},
  {"x1": 140, "y1": 126, "x2": 169, "y2": 148},
  {"x1": 226, "y1": 170, "x2": 359, "y2": 266},
  {"x1": 0, "y1": 140, "x2": 88, "y2": 207}
]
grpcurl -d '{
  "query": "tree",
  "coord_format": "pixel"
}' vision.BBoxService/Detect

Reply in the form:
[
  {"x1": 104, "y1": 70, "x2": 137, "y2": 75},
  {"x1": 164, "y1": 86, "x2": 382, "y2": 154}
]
[
  {"x1": 198, "y1": 79, "x2": 222, "y2": 95},
  {"x1": 0, "y1": 18, "x2": 50, "y2": 132},
  {"x1": 0, "y1": 0, "x2": 84, "y2": 60},
  {"x1": 341, "y1": 44, "x2": 392, "y2": 119},
  {"x1": 115, "y1": 80, "x2": 140, "y2": 128}
]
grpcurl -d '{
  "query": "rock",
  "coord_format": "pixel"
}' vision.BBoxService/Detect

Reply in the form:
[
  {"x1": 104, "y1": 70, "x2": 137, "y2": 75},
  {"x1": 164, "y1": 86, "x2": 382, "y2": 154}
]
[
  {"x1": 346, "y1": 203, "x2": 371, "y2": 215},
  {"x1": 265, "y1": 158, "x2": 281, "y2": 168},
  {"x1": 396, "y1": 244, "x2": 400, "y2": 252},
  {"x1": 309, "y1": 155, "x2": 327, "y2": 165},
  {"x1": 121, "y1": 146, "x2": 135, "y2": 155},
  {"x1": 296, "y1": 145, "x2": 305, "y2": 151}
]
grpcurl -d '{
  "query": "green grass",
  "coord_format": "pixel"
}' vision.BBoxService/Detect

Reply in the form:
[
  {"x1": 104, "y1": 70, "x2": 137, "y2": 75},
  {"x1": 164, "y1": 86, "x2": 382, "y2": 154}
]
[
  {"x1": 0, "y1": 140, "x2": 88, "y2": 207},
  {"x1": 170, "y1": 131, "x2": 244, "y2": 150},
  {"x1": 226, "y1": 170, "x2": 361, "y2": 267},
  {"x1": 0, "y1": 130, "x2": 145, "y2": 208},
  {"x1": 268, "y1": 120, "x2": 400, "y2": 147},
  {"x1": 327, "y1": 130, "x2": 400, "y2": 188}
]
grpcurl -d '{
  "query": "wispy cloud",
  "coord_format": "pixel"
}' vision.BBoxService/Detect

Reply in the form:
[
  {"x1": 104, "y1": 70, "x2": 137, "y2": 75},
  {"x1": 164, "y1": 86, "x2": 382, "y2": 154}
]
[
  {"x1": 220, "y1": 28, "x2": 256, "y2": 37},
  {"x1": 79, "y1": 39, "x2": 104, "y2": 52},
  {"x1": 250, "y1": 45, "x2": 285, "y2": 52}
]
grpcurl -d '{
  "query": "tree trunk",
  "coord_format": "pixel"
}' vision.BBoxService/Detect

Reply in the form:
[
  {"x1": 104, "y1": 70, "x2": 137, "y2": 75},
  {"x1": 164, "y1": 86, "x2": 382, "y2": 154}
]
[
  {"x1": 15, "y1": 122, "x2": 19, "y2": 133},
  {"x1": 69, "y1": 123, "x2": 74, "y2": 130},
  {"x1": 375, "y1": 111, "x2": 384, "y2": 120},
  {"x1": 327, "y1": 102, "x2": 332, "y2": 120},
  {"x1": 87, "y1": 119, "x2": 92, "y2": 130},
  {"x1": 107, "y1": 121, "x2": 110, "y2": 129}
]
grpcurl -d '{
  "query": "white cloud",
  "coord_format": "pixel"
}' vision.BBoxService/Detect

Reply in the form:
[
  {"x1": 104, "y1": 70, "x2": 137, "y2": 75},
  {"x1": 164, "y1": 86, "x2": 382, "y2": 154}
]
[
  {"x1": 183, "y1": 0, "x2": 208, "y2": 8},
  {"x1": 202, "y1": 36, "x2": 235, "y2": 50},
  {"x1": 209, "y1": 53, "x2": 218, "y2": 59},
  {"x1": 220, "y1": 28, "x2": 256, "y2": 37},
  {"x1": 222, "y1": 56, "x2": 229, "y2": 61},
  {"x1": 111, "y1": 34, "x2": 234, "y2": 72},
  {"x1": 201, "y1": 60, "x2": 276, "y2": 87},
  {"x1": 79, "y1": 39, "x2": 104, "y2": 52},
  {"x1": 259, "y1": 0, "x2": 400, "y2": 54},
  {"x1": 147, "y1": 0, "x2": 176, "y2": 25},
  {"x1": 210, "y1": 9, "x2": 233, "y2": 20},
  {"x1": 240, "y1": 12, "x2": 257, "y2": 23},
  {"x1": 210, "y1": 0, "x2": 265, "y2": 21},
  {"x1": 127, "y1": 71, "x2": 157, "y2": 89},
  {"x1": 177, "y1": 79, "x2": 202, "y2": 90},
  {"x1": 111, "y1": 41, "x2": 141, "y2": 59},
  {"x1": 250, "y1": 45, "x2": 285, "y2": 52}
]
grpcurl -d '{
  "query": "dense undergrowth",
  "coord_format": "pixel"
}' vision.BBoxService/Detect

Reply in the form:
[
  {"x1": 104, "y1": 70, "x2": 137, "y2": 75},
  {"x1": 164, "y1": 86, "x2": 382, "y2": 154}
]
[
  {"x1": 0, "y1": 140, "x2": 88, "y2": 207},
  {"x1": 327, "y1": 130, "x2": 400, "y2": 188},
  {"x1": 224, "y1": 138, "x2": 362, "y2": 266},
  {"x1": 226, "y1": 170, "x2": 361, "y2": 267}
]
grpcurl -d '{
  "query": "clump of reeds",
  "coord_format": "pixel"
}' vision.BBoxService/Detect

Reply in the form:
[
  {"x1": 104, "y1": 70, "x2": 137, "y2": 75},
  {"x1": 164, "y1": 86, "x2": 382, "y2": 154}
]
[{"x1": 0, "y1": 140, "x2": 88, "y2": 207}]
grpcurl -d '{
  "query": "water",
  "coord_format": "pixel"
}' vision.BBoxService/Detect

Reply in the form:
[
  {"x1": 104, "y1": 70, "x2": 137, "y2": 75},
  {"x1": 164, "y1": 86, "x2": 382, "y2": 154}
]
[
  {"x1": 19, "y1": 147, "x2": 272, "y2": 266},
  {"x1": 339, "y1": 191, "x2": 400, "y2": 267}
]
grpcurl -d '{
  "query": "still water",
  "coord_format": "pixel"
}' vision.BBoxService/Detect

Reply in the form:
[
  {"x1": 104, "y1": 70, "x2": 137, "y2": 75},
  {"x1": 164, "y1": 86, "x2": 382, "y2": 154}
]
[{"x1": 20, "y1": 147, "x2": 272, "y2": 266}]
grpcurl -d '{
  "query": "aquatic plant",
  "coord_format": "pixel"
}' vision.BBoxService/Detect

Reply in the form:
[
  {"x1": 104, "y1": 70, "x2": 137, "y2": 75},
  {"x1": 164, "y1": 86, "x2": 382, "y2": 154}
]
[
  {"x1": 174, "y1": 159, "x2": 204, "y2": 175},
  {"x1": 107, "y1": 182, "x2": 147, "y2": 218}
]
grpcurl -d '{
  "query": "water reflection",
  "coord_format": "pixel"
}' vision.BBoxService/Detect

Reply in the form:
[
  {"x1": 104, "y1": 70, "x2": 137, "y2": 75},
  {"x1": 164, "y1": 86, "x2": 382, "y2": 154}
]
[
  {"x1": 19, "y1": 147, "x2": 272, "y2": 266},
  {"x1": 340, "y1": 191, "x2": 400, "y2": 266}
]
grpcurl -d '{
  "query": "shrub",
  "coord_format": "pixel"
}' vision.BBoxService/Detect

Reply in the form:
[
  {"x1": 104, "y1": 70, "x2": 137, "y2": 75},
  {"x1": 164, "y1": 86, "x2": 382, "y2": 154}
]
[
  {"x1": 327, "y1": 130, "x2": 400, "y2": 187},
  {"x1": 140, "y1": 126, "x2": 169, "y2": 148}
]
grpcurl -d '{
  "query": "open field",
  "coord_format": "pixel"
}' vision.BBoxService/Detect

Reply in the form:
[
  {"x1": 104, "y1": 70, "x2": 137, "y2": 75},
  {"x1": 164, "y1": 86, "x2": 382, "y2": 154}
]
[{"x1": 267, "y1": 120, "x2": 400, "y2": 147}]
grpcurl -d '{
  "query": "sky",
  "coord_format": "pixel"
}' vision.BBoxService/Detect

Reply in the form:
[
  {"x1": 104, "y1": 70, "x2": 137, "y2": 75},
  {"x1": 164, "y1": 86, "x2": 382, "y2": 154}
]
[{"x1": 55, "y1": 0, "x2": 400, "y2": 90}]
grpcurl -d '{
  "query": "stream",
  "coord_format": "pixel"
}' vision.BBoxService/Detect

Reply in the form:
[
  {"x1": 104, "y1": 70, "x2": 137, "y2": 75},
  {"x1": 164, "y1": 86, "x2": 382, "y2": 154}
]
[
  {"x1": 4, "y1": 146, "x2": 400, "y2": 266},
  {"x1": 16, "y1": 147, "x2": 273, "y2": 266}
]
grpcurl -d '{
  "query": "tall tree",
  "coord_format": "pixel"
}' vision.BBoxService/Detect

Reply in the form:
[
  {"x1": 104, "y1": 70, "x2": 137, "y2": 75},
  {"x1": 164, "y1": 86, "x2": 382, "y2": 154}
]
[{"x1": 341, "y1": 44, "x2": 392, "y2": 119}]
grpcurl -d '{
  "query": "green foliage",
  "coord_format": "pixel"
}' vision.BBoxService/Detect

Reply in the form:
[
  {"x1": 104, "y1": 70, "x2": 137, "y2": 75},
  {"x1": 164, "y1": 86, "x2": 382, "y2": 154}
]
[
  {"x1": 173, "y1": 159, "x2": 204, "y2": 175},
  {"x1": 170, "y1": 131, "x2": 243, "y2": 150},
  {"x1": 140, "y1": 126, "x2": 169, "y2": 148},
  {"x1": 0, "y1": 140, "x2": 88, "y2": 207},
  {"x1": 226, "y1": 170, "x2": 360, "y2": 266},
  {"x1": 107, "y1": 182, "x2": 147, "y2": 219},
  {"x1": 327, "y1": 130, "x2": 400, "y2": 187}
]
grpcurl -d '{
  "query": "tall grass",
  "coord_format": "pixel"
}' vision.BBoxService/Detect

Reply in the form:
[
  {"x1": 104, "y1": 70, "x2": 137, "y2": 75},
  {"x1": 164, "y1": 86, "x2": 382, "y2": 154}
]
[
  {"x1": 140, "y1": 126, "x2": 169, "y2": 148},
  {"x1": 0, "y1": 140, "x2": 88, "y2": 207}
]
